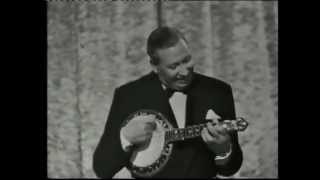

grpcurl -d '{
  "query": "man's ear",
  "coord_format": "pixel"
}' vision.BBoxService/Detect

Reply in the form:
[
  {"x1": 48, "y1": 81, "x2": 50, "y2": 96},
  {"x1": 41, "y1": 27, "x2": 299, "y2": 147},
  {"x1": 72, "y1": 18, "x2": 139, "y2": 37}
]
[{"x1": 150, "y1": 59, "x2": 158, "y2": 74}]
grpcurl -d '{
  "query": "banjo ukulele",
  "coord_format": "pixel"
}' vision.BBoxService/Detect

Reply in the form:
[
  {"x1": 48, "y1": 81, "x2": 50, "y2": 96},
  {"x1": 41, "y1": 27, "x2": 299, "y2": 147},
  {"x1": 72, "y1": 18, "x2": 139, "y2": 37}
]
[{"x1": 121, "y1": 109, "x2": 249, "y2": 178}]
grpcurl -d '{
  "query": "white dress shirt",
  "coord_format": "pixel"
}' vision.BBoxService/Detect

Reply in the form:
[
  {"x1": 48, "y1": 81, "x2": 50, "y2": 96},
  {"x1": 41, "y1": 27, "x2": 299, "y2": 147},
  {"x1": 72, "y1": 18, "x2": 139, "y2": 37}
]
[{"x1": 168, "y1": 91, "x2": 187, "y2": 128}]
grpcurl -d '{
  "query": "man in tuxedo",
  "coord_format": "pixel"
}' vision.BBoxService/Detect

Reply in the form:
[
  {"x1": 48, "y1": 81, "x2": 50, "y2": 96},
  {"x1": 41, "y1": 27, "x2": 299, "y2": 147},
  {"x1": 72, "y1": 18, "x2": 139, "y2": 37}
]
[{"x1": 93, "y1": 26, "x2": 243, "y2": 178}]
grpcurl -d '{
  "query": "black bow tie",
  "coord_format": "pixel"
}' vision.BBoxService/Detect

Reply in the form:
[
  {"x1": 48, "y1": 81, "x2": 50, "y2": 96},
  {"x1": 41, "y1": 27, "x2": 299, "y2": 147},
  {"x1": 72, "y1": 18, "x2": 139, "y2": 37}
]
[{"x1": 164, "y1": 88, "x2": 188, "y2": 98}]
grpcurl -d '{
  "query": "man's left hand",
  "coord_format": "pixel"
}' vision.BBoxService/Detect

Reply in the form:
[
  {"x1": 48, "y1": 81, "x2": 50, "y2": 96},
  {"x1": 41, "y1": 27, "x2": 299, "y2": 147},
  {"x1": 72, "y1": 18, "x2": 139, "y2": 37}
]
[{"x1": 201, "y1": 121, "x2": 232, "y2": 155}]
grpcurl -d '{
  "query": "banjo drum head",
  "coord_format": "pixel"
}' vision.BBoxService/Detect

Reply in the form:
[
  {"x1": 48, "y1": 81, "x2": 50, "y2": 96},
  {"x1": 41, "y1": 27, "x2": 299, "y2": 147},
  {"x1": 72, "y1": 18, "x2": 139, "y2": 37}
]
[{"x1": 125, "y1": 109, "x2": 173, "y2": 178}]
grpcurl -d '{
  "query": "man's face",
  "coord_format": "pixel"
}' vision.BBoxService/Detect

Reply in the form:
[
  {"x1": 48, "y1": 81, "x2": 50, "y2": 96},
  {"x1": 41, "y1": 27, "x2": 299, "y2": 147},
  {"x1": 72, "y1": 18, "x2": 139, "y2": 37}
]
[{"x1": 153, "y1": 40, "x2": 195, "y2": 91}]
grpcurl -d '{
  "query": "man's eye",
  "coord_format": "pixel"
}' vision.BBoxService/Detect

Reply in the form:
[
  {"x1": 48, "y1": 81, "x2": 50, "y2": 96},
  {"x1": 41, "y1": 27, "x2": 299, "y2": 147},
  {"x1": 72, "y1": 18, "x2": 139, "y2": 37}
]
[
  {"x1": 183, "y1": 57, "x2": 191, "y2": 64},
  {"x1": 168, "y1": 65, "x2": 177, "y2": 69}
]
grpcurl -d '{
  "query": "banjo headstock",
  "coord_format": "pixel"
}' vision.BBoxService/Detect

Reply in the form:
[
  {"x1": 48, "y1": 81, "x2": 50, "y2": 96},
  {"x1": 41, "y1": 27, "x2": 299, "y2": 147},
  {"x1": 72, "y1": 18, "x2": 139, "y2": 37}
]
[{"x1": 220, "y1": 117, "x2": 249, "y2": 132}]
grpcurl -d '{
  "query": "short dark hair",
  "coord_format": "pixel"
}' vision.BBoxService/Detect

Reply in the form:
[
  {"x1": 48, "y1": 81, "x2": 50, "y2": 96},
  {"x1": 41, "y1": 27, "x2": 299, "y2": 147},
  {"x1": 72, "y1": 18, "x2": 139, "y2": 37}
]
[{"x1": 147, "y1": 26, "x2": 188, "y2": 65}]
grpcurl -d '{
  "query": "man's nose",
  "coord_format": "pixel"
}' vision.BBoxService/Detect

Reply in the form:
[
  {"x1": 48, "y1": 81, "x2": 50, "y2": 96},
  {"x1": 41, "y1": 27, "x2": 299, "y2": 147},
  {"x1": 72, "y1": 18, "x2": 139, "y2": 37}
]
[{"x1": 178, "y1": 65, "x2": 189, "y2": 76}]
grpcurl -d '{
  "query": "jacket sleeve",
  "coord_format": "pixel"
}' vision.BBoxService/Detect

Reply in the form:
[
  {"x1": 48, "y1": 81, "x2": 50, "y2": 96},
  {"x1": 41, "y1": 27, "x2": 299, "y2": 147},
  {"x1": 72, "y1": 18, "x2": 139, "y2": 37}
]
[
  {"x1": 93, "y1": 88, "x2": 132, "y2": 178},
  {"x1": 216, "y1": 85, "x2": 243, "y2": 176}
]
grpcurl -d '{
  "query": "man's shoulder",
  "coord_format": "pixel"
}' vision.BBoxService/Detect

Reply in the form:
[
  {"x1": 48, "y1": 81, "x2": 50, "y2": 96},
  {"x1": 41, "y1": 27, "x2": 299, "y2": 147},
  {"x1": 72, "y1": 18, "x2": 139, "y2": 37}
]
[{"x1": 195, "y1": 73, "x2": 232, "y2": 90}]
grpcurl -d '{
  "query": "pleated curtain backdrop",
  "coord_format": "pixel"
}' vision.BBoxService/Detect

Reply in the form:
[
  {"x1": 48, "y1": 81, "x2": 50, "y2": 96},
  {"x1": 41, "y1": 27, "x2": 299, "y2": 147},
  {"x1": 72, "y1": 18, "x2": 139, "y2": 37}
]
[{"x1": 47, "y1": 0, "x2": 277, "y2": 178}]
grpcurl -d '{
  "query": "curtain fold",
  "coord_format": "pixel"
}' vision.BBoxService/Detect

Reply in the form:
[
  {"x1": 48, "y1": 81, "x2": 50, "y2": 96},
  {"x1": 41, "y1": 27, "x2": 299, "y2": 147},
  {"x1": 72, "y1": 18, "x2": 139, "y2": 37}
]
[{"x1": 47, "y1": 2, "x2": 81, "y2": 178}]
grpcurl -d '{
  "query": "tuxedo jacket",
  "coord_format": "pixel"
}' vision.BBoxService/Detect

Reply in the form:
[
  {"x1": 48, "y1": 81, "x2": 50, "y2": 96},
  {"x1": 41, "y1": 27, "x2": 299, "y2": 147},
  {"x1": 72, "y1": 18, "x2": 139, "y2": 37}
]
[{"x1": 93, "y1": 71, "x2": 243, "y2": 178}]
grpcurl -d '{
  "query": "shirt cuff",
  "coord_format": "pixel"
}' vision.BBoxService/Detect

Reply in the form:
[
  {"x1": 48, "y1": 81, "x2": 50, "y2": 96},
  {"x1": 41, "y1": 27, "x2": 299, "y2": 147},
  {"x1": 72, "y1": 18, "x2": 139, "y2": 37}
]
[
  {"x1": 120, "y1": 128, "x2": 133, "y2": 152},
  {"x1": 214, "y1": 143, "x2": 232, "y2": 161}
]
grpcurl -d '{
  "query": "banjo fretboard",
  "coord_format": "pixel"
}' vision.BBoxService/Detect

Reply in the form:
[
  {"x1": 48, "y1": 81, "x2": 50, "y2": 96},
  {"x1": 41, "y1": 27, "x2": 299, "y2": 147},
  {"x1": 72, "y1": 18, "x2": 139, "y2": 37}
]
[{"x1": 164, "y1": 117, "x2": 248, "y2": 143}]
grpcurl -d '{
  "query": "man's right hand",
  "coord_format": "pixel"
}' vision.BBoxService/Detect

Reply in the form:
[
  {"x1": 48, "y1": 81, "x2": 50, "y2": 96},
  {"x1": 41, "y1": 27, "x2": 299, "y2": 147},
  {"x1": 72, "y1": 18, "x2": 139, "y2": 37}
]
[{"x1": 120, "y1": 114, "x2": 157, "y2": 146}]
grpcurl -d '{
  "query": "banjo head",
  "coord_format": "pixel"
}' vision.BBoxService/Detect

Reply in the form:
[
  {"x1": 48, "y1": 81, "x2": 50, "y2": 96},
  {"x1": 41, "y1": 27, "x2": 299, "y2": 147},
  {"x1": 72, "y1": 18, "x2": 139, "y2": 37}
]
[{"x1": 124, "y1": 109, "x2": 173, "y2": 178}]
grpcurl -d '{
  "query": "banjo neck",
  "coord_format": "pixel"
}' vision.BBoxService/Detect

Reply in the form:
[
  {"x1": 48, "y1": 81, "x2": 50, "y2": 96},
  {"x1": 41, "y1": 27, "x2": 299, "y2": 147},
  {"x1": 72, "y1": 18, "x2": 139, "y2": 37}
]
[
  {"x1": 165, "y1": 117, "x2": 248, "y2": 144},
  {"x1": 165, "y1": 123, "x2": 206, "y2": 143}
]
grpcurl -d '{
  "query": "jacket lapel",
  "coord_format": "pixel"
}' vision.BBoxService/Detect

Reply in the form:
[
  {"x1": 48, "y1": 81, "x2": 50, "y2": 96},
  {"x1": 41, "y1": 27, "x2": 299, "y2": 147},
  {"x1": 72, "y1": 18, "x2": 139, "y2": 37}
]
[
  {"x1": 142, "y1": 72, "x2": 179, "y2": 128},
  {"x1": 185, "y1": 73, "x2": 206, "y2": 126}
]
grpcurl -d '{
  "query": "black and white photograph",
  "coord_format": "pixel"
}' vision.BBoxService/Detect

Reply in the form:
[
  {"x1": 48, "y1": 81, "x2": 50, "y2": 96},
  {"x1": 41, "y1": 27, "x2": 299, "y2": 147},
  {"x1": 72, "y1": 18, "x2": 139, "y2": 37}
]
[{"x1": 47, "y1": 0, "x2": 278, "y2": 178}]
